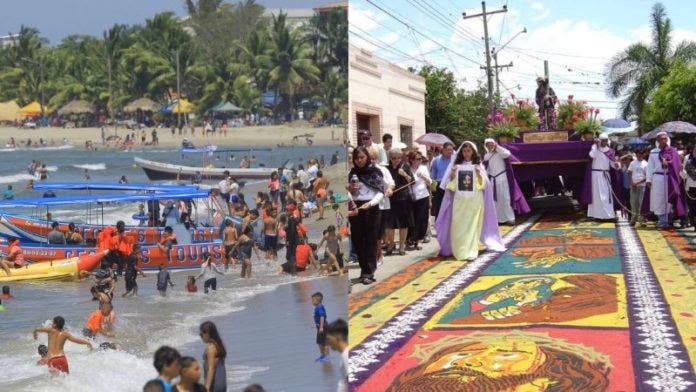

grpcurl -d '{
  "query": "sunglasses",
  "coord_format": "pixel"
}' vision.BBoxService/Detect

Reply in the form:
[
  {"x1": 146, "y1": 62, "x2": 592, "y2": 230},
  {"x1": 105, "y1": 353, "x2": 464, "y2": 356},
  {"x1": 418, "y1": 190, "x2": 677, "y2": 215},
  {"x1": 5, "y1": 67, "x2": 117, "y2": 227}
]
[{"x1": 361, "y1": 136, "x2": 371, "y2": 140}]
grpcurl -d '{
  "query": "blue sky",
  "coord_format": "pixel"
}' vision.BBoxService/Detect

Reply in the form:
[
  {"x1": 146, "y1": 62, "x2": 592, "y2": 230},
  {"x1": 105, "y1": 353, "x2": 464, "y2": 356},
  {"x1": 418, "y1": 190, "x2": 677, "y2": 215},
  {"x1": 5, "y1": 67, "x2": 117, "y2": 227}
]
[
  {"x1": 0, "y1": 0, "x2": 328, "y2": 44},
  {"x1": 350, "y1": 0, "x2": 696, "y2": 119}
]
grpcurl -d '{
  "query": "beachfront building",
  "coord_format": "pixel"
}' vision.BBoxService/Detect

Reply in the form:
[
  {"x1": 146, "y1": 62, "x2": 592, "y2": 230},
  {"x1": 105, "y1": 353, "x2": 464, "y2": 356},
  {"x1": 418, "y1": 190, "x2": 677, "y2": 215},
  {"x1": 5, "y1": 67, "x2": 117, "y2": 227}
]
[
  {"x1": 0, "y1": 34, "x2": 19, "y2": 48},
  {"x1": 348, "y1": 44, "x2": 426, "y2": 148}
]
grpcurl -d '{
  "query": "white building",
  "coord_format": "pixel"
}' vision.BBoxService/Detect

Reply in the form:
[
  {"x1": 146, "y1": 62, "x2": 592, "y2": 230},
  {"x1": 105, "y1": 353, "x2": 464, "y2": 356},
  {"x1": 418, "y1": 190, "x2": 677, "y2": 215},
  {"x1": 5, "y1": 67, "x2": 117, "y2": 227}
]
[
  {"x1": 348, "y1": 44, "x2": 426, "y2": 148},
  {"x1": 0, "y1": 34, "x2": 19, "y2": 48}
]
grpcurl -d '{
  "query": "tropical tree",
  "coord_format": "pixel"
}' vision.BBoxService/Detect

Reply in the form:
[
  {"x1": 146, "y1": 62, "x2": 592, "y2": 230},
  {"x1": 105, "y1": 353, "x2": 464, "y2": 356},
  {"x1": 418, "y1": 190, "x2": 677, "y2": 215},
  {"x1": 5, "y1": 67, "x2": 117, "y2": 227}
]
[
  {"x1": 260, "y1": 12, "x2": 320, "y2": 117},
  {"x1": 641, "y1": 62, "x2": 696, "y2": 130},
  {"x1": 605, "y1": 3, "x2": 696, "y2": 125}
]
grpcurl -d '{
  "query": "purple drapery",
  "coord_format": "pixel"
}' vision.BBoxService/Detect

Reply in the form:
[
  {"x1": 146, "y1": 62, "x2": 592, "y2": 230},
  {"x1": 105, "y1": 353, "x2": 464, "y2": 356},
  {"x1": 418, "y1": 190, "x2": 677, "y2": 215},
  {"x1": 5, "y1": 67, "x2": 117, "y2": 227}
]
[
  {"x1": 501, "y1": 141, "x2": 592, "y2": 182},
  {"x1": 640, "y1": 146, "x2": 687, "y2": 217},
  {"x1": 434, "y1": 181, "x2": 505, "y2": 258},
  {"x1": 579, "y1": 148, "x2": 623, "y2": 207},
  {"x1": 503, "y1": 158, "x2": 531, "y2": 214}
]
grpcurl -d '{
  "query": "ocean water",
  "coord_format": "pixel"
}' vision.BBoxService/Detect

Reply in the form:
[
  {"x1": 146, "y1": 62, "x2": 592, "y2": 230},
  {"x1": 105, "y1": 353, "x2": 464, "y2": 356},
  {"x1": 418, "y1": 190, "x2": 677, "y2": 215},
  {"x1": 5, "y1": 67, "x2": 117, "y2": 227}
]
[{"x1": 0, "y1": 143, "x2": 348, "y2": 392}]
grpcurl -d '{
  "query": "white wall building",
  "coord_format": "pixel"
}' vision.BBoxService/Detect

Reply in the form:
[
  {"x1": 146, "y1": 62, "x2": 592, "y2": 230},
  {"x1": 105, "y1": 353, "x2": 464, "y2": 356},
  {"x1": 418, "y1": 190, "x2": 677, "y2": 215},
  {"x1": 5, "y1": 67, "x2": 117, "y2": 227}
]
[
  {"x1": 0, "y1": 34, "x2": 19, "y2": 48},
  {"x1": 348, "y1": 44, "x2": 426, "y2": 148}
]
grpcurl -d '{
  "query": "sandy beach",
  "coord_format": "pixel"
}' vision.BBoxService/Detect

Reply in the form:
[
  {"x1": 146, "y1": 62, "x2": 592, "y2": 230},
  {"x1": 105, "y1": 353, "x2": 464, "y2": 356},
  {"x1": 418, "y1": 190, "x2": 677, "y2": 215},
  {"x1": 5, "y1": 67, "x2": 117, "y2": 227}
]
[{"x1": 0, "y1": 123, "x2": 347, "y2": 149}]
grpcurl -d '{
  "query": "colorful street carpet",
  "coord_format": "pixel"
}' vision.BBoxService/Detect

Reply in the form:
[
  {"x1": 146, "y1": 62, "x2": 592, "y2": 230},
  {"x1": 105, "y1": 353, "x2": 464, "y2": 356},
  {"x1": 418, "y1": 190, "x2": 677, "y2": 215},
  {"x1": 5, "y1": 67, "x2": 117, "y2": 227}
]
[{"x1": 349, "y1": 214, "x2": 696, "y2": 391}]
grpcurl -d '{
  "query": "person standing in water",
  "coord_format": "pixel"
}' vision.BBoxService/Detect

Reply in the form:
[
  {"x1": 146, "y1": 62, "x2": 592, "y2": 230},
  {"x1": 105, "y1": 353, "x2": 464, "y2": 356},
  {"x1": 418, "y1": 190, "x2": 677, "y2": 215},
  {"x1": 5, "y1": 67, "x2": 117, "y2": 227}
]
[
  {"x1": 33, "y1": 316, "x2": 93, "y2": 375},
  {"x1": 157, "y1": 264, "x2": 175, "y2": 296},
  {"x1": 199, "y1": 321, "x2": 228, "y2": 392},
  {"x1": 196, "y1": 252, "x2": 225, "y2": 293},
  {"x1": 222, "y1": 219, "x2": 238, "y2": 270},
  {"x1": 233, "y1": 226, "x2": 260, "y2": 279},
  {"x1": 311, "y1": 292, "x2": 330, "y2": 362},
  {"x1": 122, "y1": 244, "x2": 146, "y2": 298}
]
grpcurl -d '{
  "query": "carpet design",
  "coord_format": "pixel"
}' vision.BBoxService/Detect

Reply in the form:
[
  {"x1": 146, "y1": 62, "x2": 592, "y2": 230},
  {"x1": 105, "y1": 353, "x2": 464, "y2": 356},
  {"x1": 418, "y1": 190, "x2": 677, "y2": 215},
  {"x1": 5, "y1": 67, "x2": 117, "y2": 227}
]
[{"x1": 349, "y1": 215, "x2": 696, "y2": 391}]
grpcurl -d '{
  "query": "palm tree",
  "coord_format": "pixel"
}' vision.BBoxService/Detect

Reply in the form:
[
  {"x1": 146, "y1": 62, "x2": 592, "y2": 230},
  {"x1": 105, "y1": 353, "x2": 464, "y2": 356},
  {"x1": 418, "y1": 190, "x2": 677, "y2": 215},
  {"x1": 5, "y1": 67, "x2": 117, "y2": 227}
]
[
  {"x1": 606, "y1": 3, "x2": 696, "y2": 123},
  {"x1": 259, "y1": 13, "x2": 320, "y2": 119}
]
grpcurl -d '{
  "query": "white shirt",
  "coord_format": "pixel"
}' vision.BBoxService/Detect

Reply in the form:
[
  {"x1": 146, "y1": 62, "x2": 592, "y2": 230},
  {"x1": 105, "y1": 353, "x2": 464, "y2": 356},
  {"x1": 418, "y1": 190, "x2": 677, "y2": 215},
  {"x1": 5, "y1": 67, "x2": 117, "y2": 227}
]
[
  {"x1": 199, "y1": 262, "x2": 223, "y2": 281},
  {"x1": 376, "y1": 143, "x2": 389, "y2": 166},
  {"x1": 628, "y1": 159, "x2": 648, "y2": 186},
  {"x1": 684, "y1": 155, "x2": 696, "y2": 188},
  {"x1": 376, "y1": 165, "x2": 394, "y2": 210},
  {"x1": 410, "y1": 164, "x2": 431, "y2": 200},
  {"x1": 230, "y1": 181, "x2": 240, "y2": 195},
  {"x1": 307, "y1": 164, "x2": 319, "y2": 181},
  {"x1": 337, "y1": 348, "x2": 349, "y2": 392},
  {"x1": 297, "y1": 170, "x2": 310, "y2": 188},
  {"x1": 353, "y1": 178, "x2": 384, "y2": 206},
  {"x1": 218, "y1": 179, "x2": 230, "y2": 193}
]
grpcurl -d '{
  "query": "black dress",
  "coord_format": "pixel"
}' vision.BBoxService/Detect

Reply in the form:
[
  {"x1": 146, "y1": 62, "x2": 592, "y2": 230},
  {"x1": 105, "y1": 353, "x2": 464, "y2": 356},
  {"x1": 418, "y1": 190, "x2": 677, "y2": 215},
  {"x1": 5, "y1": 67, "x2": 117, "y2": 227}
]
[{"x1": 386, "y1": 163, "x2": 415, "y2": 229}]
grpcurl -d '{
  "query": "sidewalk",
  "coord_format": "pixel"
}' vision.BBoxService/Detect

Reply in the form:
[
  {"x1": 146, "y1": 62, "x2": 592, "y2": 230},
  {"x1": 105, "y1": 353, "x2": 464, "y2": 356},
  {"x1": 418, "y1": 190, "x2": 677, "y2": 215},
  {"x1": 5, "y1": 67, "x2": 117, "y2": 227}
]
[{"x1": 348, "y1": 238, "x2": 439, "y2": 294}]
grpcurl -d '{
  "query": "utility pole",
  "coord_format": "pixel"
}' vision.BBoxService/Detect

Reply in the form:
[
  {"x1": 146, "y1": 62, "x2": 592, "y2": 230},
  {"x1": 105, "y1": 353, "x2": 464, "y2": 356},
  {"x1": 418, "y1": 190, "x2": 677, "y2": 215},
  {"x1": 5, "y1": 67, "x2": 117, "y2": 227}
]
[
  {"x1": 463, "y1": 2, "x2": 507, "y2": 119},
  {"x1": 38, "y1": 56, "x2": 45, "y2": 127},
  {"x1": 176, "y1": 49, "x2": 182, "y2": 130},
  {"x1": 491, "y1": 49, "x2": 513, "y2": 100},
  {"x1": 107, "y1": 56, "x2": 114, "y2": 136}
]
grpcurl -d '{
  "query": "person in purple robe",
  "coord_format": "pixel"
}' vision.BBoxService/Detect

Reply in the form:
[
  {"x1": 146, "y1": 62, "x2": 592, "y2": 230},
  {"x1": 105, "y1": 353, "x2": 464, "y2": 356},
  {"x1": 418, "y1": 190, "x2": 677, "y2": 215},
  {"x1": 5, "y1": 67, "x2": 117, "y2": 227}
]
[{"x1": 642, "y1": 132, "x2": 687, "y2": 228}]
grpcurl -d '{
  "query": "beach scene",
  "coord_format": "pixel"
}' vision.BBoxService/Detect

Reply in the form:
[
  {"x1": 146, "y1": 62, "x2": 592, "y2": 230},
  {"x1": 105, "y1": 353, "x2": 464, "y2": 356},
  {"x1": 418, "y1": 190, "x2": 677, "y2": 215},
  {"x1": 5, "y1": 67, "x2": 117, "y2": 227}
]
[{"x1": 0, "y1": 1, "x2": 349, "y2": 391}]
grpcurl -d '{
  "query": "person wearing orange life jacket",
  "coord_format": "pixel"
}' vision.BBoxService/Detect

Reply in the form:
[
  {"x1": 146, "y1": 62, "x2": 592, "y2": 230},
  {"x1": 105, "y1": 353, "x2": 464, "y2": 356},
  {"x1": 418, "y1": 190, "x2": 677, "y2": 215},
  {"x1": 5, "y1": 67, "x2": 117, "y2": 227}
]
[
  {"x1": 0, "y1": 237, "x2": 25, "y2": 276},
  {"x1": 157, "y1": 226, "x2": 178, "y2": 263}
]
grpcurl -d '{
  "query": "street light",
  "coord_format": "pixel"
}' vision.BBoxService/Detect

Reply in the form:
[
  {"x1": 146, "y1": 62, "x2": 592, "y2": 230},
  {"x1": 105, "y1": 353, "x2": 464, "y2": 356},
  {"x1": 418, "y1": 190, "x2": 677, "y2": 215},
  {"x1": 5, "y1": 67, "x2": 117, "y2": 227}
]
[
  {"x1": 21, "y1": 56, "x2": 45, "y2": 126},
  {"x1": 491, "y1": 28, "x2": 527, "y2": 113}
]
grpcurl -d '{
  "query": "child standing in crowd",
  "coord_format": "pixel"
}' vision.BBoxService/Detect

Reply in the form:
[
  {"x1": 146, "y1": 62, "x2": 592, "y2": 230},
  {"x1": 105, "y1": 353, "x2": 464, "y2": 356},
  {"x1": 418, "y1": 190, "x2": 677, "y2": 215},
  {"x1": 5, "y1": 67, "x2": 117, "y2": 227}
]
[
  {"x1": 311, "y1": 292, "x2": 329, "y2": 362},
  {"x1": 263, "y1": 207, "x2": 278, "y2": 263},
  {"x1": 629, "y1": 149, "x2": 648, "y2": 227},
  {"x1": 156, "y1": 264, "x2": 174, "y2": 296}
]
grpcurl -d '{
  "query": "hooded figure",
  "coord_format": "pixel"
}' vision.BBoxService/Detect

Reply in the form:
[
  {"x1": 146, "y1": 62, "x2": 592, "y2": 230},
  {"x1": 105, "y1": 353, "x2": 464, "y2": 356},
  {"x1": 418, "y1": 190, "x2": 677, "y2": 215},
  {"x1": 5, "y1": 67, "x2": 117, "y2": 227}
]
[
  {"x1": 641, "y1": 131, "x2": 686, "y2": 227},
  {"x1": 483, "y1": 138, "x2": 530, "y2": 224},
  {"x1": 435, "y1": 141, "x2": 505, "y2": 261},
  {"x1": 582, "y1": 133, "x2": 620, "y2": 220}
]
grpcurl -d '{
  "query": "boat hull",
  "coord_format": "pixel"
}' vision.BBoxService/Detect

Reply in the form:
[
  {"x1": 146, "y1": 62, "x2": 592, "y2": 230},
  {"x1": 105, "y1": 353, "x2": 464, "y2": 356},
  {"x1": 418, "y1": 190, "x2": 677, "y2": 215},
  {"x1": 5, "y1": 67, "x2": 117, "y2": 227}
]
[
  {"x1": 0, "y1": 213, "x2": 220, "y2": 244},
  {"x1": 135, "y1": 157, "x2": 275, "y2": 181},
  {"x1": 1, "y1": 242, "x2": 225, "y2": 271},
  {"x1": 0, "y1": 250, "x2": 106, "y2": 282}
]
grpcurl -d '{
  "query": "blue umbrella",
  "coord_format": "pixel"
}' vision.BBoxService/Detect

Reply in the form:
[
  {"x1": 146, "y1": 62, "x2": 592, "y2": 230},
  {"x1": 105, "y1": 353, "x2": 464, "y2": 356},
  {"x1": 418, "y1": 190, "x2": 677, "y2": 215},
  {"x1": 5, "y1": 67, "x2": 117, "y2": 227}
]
[
  {"x1": 602, "y1": 119, "x2": 631, "y2": 128},
  {"x1": 626, "y1": 137, "x2": 650, "y2": 147}
]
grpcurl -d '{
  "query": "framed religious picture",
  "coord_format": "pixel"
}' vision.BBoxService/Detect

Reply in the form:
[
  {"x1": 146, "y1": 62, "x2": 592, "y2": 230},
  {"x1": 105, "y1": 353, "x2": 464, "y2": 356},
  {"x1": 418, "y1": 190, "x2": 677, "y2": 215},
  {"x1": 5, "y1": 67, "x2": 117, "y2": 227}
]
[{"x1": 457, "y1": 170, "x2": 474, "y2": 192}]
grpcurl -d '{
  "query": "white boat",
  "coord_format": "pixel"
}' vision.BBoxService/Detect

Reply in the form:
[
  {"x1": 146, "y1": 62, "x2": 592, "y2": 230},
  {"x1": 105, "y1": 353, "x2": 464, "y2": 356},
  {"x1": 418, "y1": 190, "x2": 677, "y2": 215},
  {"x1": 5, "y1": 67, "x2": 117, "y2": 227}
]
[{"x1": 134, "y1": 157, "x2": 277, "y2": 181}]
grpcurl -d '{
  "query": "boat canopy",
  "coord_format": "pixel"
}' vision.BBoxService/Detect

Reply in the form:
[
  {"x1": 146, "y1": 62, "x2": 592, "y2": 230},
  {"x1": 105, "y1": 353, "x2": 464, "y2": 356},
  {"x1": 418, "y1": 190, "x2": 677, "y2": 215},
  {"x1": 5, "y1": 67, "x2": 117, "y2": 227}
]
[
  {"x1": 0, "y1": 189, "x2": 210, "y2": 207},
  {"x1": 31, "y1": 182, "x2": 199, "y2": 192}
]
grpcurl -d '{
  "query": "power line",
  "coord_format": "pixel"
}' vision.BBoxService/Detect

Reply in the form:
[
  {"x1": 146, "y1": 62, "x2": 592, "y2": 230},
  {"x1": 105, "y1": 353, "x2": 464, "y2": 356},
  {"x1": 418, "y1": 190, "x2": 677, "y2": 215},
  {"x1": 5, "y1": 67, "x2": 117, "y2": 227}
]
[
  {"x1": 348, "y1": 26, "x2": 433, "y2": 66},
  {"x1": 498, "y1": 0, "x2": 509, "y2": 45},
  {"x1": 365, "y1": 0, "x2": 483, "y2": 66},
  {"x1": 505, "y1": 45, "x2": 612, "y2": 60}
]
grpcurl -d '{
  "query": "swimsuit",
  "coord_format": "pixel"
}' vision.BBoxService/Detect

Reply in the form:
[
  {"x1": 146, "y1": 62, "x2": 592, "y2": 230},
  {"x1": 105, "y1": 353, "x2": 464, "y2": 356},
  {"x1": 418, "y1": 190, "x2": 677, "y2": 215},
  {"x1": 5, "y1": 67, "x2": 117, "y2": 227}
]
[
  {"x1": 47, "y1": 355, "x2": 69, "y2": 374},
  {"x1": 264, "y1": 234, "x2": 277, "y2": 251}
]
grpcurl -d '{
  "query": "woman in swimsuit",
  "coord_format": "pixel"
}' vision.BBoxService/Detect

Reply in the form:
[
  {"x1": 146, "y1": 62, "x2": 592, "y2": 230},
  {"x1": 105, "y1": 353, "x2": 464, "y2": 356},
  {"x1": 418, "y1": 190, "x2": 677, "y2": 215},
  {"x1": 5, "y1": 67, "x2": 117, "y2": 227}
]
[
  {"x1": 233, "y1": 226, "x2": 260, "y2": 279},
  {"x1": 199, "y1": 321, "x2": 227, "y2": 392}
]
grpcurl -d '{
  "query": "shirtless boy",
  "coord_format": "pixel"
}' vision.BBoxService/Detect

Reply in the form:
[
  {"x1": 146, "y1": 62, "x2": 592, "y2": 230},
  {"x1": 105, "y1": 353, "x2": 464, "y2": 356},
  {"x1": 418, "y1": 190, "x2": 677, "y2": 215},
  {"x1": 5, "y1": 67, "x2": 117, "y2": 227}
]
[
  {"x1": 33, "y1": 316, "x2": 93, "y2": 375},
  {"x1": 263, "y1": 208, "x2": 278, "y2": 263},
  {"x1": 222, "y1": 219, "x2": 238, "y2": 270}
]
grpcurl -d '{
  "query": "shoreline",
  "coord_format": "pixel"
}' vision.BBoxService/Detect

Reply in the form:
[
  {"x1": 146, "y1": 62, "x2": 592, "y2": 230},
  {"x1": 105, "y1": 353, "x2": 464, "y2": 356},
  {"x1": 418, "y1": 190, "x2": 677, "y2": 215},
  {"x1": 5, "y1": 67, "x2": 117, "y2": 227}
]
[{"x1": 0, "y1": 124, "x2": 347, "y2": 149}]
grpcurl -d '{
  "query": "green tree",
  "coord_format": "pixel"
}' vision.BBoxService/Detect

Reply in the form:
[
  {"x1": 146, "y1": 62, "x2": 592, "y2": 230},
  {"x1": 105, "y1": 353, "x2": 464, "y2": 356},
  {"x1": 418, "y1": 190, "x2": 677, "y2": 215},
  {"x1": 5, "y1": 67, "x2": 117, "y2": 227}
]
[
  {"x1": 606, "y1": 3, "x2": 696, "y2": 124},
  {"x1": 260, "y1": 12, "x2": 320, "y2": 117},
  {"x1": 416, "y1": 65, "x2": 489, "y2": 145},
  {"x1": 642, "y1": 62, "x2": 696, "y2": 130}
]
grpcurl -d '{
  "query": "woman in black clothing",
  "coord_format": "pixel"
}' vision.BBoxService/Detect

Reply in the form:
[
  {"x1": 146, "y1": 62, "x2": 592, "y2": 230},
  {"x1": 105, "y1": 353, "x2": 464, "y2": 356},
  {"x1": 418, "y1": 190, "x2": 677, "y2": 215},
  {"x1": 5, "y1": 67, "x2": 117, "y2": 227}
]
[
  {"x1": 385, "y1": 149, "x2": 415, "y2": 256},
  {"x1": 348, "y1": 146, "x2": 384, "y2": 285}
]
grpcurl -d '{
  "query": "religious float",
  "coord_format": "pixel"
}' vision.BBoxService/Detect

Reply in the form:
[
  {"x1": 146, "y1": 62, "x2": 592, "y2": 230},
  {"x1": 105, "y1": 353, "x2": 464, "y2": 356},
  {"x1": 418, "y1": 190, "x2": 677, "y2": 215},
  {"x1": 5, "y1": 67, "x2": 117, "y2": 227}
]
[{"x1": 488, "y1": 94, "x2": 606, "y2": 199}]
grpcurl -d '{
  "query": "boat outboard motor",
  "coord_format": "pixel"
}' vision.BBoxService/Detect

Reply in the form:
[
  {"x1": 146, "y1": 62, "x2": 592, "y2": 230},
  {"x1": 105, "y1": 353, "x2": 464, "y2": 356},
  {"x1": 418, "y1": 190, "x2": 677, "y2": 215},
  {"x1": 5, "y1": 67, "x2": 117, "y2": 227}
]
[{"x1": 182, "y1": 138, "x2": 195, "y2": 149}]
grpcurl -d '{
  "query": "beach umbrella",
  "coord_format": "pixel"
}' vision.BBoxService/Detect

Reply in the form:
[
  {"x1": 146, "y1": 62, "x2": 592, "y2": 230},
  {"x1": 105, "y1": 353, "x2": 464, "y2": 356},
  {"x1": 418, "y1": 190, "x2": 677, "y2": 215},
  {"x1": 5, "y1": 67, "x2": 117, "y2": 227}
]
[
  {"x1": 641, "y1": 121, "x2": 696, "y2": 140},
  {"x1": 57, "y1": 100, "x2": 94, "y2": 115},
  {"x1": 210, "y1": 101, "x2": 244, "y2": 113},
  {"x1": 172, "y1": 99, "x2": 195, "y2": 114},
  {"x1": 625, "y1": 137, "x2": 650, "y2": 147},
  {"x1": 124, "y1": 97, "x2": 160, "y2": 112},
  {"x1": 17, "y1": 101, "x2": 49, "y2": 116},
  {"x1": 415, "y1": 132, "x2": 454, "y2": 147}
]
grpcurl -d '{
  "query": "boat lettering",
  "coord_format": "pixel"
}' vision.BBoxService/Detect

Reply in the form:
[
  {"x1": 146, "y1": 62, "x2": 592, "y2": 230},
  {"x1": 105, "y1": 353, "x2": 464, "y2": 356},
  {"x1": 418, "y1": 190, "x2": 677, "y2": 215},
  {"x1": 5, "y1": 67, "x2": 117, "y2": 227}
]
[
  {"x1": 25, "y1": 249, "x2": 59, "y2": 257},
  {"x1": 136, "y1": 229, "x2": 146, "y2": 243},
  {"x1": 65, "y1": 249, "x2": 96, "y2": 258},
  {"x1": 140, "y1": 249, "x2": 151, "y2": 264},
  {"x1": 171, "y1": 244, "x2": 223, "y2": 264}
]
